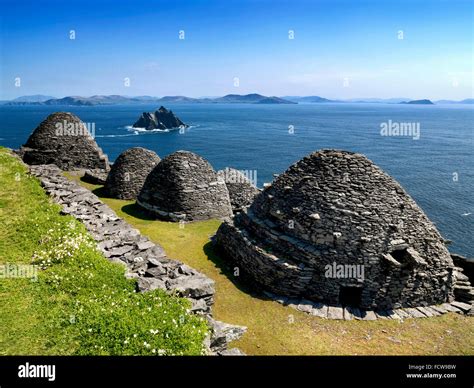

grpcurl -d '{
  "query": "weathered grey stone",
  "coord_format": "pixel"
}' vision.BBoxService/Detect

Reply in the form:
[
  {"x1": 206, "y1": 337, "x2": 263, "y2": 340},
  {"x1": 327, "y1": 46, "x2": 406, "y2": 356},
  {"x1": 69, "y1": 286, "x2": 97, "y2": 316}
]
[
  {"x1": 361, "y1": 310, "x2": 377, "y2": 321},
  {"x1": 297, "y1": 299, "x2": 315, "y2": 313},
  {"x1": 393, "y1": 308, "x2": 410, "y2": 319},
  {"x1": 416, "y1": 306, "x2": 434, "y2": 317},
  {"x1": 216, "y1": 149, "x2": 455, "y2": 311},
  {"x1": 137, "y1": 277, "x2": 166, "y2": 292},
  {"x1": 441, "y1": 303, "x2": 462, "y2": 313},
  {"x1": 385, "y1": 309, "x2": 401, "y2": 320},
  {"x1": 83, "y1": 169, "x2": 109, "y2": 185},
  {"x1": 450, "y1": 301, "x2": 472, "y2": 313},
  {"x1": 138, "y1": 151, "x2": 233, "y2": 221},
  {"x1": 20, "y1": 112, "x2": 109, "y2": 170},
  {"x1": 404, "y1": 308, "x2": 426, "y2": 318},
  {"x1": 327, "y1": 305, "x2": 344, "y2": 320},
  {"x1": 343, "y1": 307, "x2": 353, "y2": 320},
  {"x1": 166, "y1": 275, "x2": 215, "y2": 299},
  {"x1": 430, "y1": 305, "x2": 449, "y2": 314},
  {"x1": 217, "y1": 167, "x2": 260, "y2": 213},
  {"x1": 218, "y1": 348, "x2": 246, "y2": 356},
  {"x1": 208, "y1": 318, "x2": 247, "y2": 353},
  {"x1": 104, "y1": 147, "x2": 160, "y2": 200},
  {"x1": 423, "y1": 306, "x2": 441, "y2": 317},
  {"x1": 311, "y1": 303, "x2": 328, "y2": 318}
]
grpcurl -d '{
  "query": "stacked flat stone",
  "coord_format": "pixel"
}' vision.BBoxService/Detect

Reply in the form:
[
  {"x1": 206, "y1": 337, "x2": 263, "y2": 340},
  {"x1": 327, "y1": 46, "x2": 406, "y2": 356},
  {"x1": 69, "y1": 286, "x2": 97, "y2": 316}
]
[
  {"x1": 104, "y1": 147, "x2": 161, "y2": 200},
  {"x1": 216, "y1": 149, "x2": 456, "y2": 311},
  {"x1": 137, "y1": 151, "x2": 233, "y2": 221},
  {"x1": 20, "y1": 112, "x2": 109, "y2": 170},
  {"x1": 217, "y1": 168, "x2": 260, "y2": 213},
  {"x1": 28, "y1": 163, "x2": 246, "y2": 353},
  {"x1": 83, "y1": 169, "x2": 109, "y2": 185}
]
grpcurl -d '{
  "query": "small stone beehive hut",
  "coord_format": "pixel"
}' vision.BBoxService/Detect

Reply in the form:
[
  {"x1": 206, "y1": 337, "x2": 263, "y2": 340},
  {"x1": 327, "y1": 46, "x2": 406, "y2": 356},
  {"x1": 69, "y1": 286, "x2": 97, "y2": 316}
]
[
  {"x1": 217, "y1": 168, "x2": 260, "y2": 213},
  {"x1": 104, "y1": 147, "x2": 161, "y2": 200},
  {"x1": 137, "y1": 151, "x2": 233, "y2": 221},
  {"x1": 216, "y1": 150, "x2": 455, "y2": 310},
  {"x1": 20, "y1": 112, "x2": 109, "y2": 170}
]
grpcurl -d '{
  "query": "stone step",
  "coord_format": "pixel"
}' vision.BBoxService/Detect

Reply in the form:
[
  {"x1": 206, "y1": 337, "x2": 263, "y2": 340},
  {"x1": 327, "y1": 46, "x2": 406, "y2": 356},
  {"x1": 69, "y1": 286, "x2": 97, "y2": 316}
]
[
  {"x1": 430, "y1": 305, "x2": 449, "y2": 314},
  {"x1": 450, "y1": 301, "x2": 472, "y2": 313},
  {"x1": 393, "y1": 308, "x2": 410, "y2": 319},
  {"x1": 416, "y1": 306, "x2": 435, "y2": 317},
  {"x1": 404, "y1": 308, "x2": 427, "y2": 318},
  {"x1": 311, "y1": 304, "x2": 329, "y2": 318},
  {"x1": 327, "y1": 305, "x2": 344, "y2": 320},
  {"x1": 424, "y1": 306, "x2": 442, "y2": 316},
  {"x1": 441, "y1": 303, "x2": 462, "y2": 313}
]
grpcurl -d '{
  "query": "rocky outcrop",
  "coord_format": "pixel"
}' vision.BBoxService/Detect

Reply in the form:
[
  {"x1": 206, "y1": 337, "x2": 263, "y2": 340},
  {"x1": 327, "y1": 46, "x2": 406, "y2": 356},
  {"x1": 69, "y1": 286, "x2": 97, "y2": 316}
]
[
  {"x1": 133, "y1": 106, "x2": 188, "y2": 130},
  {"x1": 217, "y1": 168, "x2": 260, "y2": 213},
  {"x1": 19, "y1": 112, "x2": 109, "y2": 170},
  {"x1": 28, "y1": 163, "x2": 246, "y2": 353},
  {"x1": 137, "y1": 151, "x2": 233, "y2": 222},
  {"x1": 104, "y1": 147, "x2": 161, "y2": 200},
  {"x1": 216, "y1": 149, "x2": 457, "y2": 311}
]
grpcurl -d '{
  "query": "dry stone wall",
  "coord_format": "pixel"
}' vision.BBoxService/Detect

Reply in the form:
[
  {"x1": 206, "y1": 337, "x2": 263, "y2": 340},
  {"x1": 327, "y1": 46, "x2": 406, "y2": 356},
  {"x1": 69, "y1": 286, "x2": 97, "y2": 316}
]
[
  {"x1": 28, "y1": 163, "x2": 246, "y2": 354},
  {"x1": 216, "y1": 150, "x2": 467, "y2": 315},
  {"x1": 20, "y1": 112, "x2": 109, "y2": 170},
  {"x1": 217, "y1": 167, "x2": 260, "y2": 213},
  {"x1": 137, "y1": 151, "x2": 233, "y2": 221},
  {"x1": 104, "y1": 147, "x2": 161, "y2": 200}
]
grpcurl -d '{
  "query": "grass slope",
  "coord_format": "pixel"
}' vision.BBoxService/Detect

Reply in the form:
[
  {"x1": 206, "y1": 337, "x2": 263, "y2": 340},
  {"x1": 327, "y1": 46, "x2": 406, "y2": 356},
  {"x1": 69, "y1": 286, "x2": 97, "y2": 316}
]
[
  {"x1": 0, "y1": 148, "x2": 207, "y2": 355},
  {"x1": 67, "y1": 173, "x2": 474, "y2": 355}
]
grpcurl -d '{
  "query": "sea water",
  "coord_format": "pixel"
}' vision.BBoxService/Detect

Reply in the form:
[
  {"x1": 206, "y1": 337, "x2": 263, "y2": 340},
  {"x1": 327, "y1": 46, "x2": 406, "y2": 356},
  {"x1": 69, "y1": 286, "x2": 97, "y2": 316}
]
[{"x1": 0, "y1": 103, "x2": 472, "y2": 256}]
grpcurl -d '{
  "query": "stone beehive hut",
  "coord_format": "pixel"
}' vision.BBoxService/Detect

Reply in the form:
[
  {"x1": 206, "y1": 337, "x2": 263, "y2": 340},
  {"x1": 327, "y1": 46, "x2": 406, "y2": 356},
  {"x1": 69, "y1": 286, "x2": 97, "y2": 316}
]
[
  {"x1": 216, "y1": 150, "x2": 455, "y2": 310},
  {"x1": 217, "y1": 167, "x2": 260, "y2": 213},
  {"x1": 104, "y1": 147, "x2": 161, "y2": 200},
  {"x1": 137, "y1": 151, "x2": 233, "y2": 221},
  {"x1": 20, "y1": 112, "x2": 109, "y2": 170}
]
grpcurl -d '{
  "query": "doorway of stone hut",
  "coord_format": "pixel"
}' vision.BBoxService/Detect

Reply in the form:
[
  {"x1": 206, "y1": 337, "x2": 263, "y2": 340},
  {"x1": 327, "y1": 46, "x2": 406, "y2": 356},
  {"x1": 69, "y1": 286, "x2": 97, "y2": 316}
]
[{"x1": 339, "y1": 286, "x2": 363, "y2": 307}]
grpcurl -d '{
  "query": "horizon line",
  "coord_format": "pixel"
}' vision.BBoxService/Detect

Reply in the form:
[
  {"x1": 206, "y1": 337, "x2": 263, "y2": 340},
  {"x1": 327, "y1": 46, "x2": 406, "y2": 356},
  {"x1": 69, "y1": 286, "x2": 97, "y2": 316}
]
[{"x1": 3, "y1": 93, "x2": 473, "y2": 102}]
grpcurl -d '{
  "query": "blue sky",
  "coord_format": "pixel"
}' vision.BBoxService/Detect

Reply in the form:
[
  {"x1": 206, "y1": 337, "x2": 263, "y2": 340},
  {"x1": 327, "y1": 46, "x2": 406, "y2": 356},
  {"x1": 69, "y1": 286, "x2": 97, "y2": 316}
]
[{"x1": 0, "y1": 0, "x2": 472, "y2": 100}]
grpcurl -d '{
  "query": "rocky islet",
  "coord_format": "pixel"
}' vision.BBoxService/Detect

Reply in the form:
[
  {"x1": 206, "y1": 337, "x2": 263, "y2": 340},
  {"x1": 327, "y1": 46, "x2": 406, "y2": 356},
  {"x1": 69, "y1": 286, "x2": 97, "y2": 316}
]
[{"x1": 133, "y1": 106, "x2": 188, "y2": 130}]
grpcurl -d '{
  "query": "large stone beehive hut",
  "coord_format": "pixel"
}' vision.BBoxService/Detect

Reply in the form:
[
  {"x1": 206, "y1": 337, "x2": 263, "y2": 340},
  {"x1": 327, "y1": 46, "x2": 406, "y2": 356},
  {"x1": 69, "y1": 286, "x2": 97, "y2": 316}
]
[
  {"x1": 217, "y1": 167, "x2": 260, "y2": 213},
  {"x1": 104, "y1": 147, "x2": 161, "y2": 200},
  {"x1": 20, "y1": 112, "x2": 109, "y2": 170},
  {"x1": 137, "y1": 151, "x2": 233, "y2": 221},
  {"x1": 216, "y1": 150, "x2": 455, "y2": 310}
]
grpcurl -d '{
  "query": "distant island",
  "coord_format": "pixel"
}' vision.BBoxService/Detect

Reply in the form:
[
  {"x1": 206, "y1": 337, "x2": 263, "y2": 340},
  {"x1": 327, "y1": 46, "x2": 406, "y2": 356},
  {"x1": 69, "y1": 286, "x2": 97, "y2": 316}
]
[
  {"x1": 400, "y1": 99, "x2": 434, "y2": 105},
  {"x1": 133, "y1": 106, "x2": 188, "y2": 130},
  {"x1": 2, "y1": 94, "x2": 473, "y2": 106},
  {"x1": 3, "y1": 94, "x2": 296, "y2": 106},
  {"x1": 282, "y1": 96, "x2": 339, "y2": 103}
]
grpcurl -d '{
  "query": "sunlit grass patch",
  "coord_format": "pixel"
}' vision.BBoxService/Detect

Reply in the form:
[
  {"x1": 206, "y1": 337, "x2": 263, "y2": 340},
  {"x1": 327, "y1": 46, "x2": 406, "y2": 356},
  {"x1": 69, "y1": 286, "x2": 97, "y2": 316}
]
[{"x1": 0, "y1": 148, "x2": 208, "y2": 355}]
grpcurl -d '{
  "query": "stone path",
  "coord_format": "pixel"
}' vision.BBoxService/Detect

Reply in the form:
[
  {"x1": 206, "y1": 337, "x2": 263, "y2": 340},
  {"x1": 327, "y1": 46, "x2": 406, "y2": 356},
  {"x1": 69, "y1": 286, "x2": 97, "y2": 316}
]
[{"x1": 28, "y1": 164, "x2": 246, "y2": 355}]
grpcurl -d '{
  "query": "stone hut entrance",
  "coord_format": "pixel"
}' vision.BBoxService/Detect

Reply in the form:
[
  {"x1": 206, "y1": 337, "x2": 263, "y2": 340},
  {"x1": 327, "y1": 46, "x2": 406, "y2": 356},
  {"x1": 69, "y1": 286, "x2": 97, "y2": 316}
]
[{"x1": 339, "y1": 286, "x2": 363, "y2": 307}]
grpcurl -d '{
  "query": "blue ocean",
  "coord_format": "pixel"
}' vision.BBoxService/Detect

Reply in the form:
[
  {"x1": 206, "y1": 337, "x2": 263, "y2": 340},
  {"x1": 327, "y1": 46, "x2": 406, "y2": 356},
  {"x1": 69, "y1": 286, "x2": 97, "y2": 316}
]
[{"x1": 0, "y1": 103, "x2": 472, "y2": 256}]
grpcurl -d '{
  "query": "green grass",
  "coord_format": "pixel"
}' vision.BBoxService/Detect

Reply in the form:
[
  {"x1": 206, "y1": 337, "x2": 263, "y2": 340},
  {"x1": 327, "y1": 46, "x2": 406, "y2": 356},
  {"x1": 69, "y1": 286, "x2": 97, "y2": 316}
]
[
  {"x1": 66, "y1": 172, "x2": 474, "y2": 355},
  {"x1": 0, "y1": 148, "x2": 208, "y2": 355}
]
